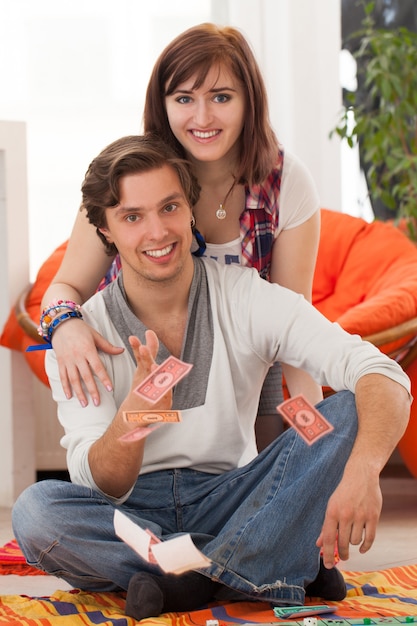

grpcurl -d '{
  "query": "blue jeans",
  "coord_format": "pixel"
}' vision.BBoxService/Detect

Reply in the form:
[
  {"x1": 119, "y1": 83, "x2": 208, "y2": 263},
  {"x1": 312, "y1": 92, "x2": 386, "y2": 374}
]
[{"x1": 12, "y1": 391, "x2": 357, "y2": 605}]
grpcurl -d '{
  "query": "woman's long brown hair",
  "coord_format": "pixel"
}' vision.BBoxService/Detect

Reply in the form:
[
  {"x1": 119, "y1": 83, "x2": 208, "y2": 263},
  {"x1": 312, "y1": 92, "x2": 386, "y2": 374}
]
[{"x1": 143, "y1": 23, "x2": 279, "y2": 186}]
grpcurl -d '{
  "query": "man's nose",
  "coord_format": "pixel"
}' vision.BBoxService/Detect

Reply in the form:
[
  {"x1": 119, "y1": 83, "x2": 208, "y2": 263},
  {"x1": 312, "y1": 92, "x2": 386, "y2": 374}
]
[{"x1": 147, "y1": 214, "x2": 168, "y2": 239}]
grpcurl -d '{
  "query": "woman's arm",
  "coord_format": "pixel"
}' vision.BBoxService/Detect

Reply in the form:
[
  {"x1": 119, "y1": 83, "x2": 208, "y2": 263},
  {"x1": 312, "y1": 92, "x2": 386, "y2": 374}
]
[
  {"x1": 42, "y1": 209, "x2": 124, "y2": 406},
  {"x1": 42, "y1": 208, "x2": 113, "y2": 307},
  {"x1": 255, "y1": 153, "x2": 323, "y2": 450},
  {"x1": 270, "y1": 210, "x2": 324, "y2": 405}
]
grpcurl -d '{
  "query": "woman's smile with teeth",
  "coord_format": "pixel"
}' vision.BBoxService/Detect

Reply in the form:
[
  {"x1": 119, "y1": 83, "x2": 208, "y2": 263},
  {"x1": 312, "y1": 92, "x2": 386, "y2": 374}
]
[
  {"x1": 192, "y1": 129, "x2": 219, "y2": 139},
  {"x1": 145, "y1": 244, "x2": 174, "y2": 258}
]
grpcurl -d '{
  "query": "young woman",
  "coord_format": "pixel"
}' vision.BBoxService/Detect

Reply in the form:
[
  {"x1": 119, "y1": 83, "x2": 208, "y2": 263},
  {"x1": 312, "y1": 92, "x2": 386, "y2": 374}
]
[{"x1": 41, "y1": 23, "x2": 323, "y2": 449}]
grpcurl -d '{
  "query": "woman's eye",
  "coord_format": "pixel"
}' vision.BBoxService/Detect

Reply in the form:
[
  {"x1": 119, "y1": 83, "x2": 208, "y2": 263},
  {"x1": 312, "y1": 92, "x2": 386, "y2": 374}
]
[
  {"x1": 213, "y1": 94, "x2": 230, "y2": 103},
  {"x1": 176, "y1": 95, "x2": 192, "y2": 104}
]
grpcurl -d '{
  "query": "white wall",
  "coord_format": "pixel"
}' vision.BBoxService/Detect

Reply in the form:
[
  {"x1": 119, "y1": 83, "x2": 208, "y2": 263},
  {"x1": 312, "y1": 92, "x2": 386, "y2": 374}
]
[{"x1": 0, "y1": 121, "x2": 36, "y2": 506}]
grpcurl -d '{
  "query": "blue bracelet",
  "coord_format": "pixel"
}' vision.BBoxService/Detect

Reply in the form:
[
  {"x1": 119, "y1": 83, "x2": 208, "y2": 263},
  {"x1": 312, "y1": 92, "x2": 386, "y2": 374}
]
[
  {"x1": 38, "y1": 299, "x2": 82, "y2": 339},
  {"x1": 46, "y1": 310, "x2": 83, "y2": 343}
]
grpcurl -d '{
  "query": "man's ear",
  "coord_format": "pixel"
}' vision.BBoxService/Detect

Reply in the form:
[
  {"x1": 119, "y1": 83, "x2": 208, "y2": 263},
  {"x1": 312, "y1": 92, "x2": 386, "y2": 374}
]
[{"x1": 99, "y1": 227, "x2": 113, "y2": 244}]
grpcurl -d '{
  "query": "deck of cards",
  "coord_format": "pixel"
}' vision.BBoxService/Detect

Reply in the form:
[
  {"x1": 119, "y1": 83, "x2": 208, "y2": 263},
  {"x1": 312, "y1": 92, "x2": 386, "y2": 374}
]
[{"x1": 277, "y1": 394, "x2": 334, "y2": 445}]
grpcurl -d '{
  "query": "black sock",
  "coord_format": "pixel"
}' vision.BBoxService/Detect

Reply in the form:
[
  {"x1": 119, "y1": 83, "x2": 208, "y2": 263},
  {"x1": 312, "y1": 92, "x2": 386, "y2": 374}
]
[
  {"x1": 125, "y1": 571, "x2": 219, "y2": 620},
  {"x1": 305, "y1": 558, "x2": 346, "y2": 601},
  {"x1": 125, "y1": 572, "x2": 164, "y2": 620}
]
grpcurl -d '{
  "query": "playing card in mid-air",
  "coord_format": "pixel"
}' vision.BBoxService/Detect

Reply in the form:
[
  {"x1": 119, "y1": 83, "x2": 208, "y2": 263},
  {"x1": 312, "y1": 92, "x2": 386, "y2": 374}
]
[
  {"x1": 119, "y1": 410, "x2": 182, "y2": 443},
  {"x1": 277, "y1": 394, "x2": 334, "y2": 445},
  {"x1": 118, "y1": 424, "x2": 162, "y2": 443},
  {"x1": 123, "y1": 410, "x2": 182, "y2": 425},
  {"x1": 134, "y1": 356, "x2": 193, "y2": 404},
  {"x1": 114, "y1": 510, "x2": 211, "y2": 574}
]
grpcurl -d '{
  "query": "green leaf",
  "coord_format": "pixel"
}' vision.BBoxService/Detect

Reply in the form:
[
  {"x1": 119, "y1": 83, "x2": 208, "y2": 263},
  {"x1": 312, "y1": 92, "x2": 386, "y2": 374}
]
[{"x1": 332, "y1": 0, "x2": 417, "y2": 236}]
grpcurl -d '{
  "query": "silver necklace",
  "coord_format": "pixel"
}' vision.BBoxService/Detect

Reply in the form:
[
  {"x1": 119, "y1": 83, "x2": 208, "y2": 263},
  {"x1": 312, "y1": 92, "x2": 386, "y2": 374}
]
[{"x1": 216, "y1": 203, "x2": 227, "y2": 220}]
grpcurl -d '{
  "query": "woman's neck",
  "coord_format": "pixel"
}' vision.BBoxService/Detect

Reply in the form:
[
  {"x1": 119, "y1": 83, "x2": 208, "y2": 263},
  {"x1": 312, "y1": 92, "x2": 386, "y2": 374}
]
[
  {"x1": 187, "y1": 145, "x2": 245, "y2": 244},
  {"x1": 187, "y1": 141, "x2": 240, "y2": 189},
  {"x1": 193, "y1": 181, "x2": 246, "y2": 244},
  {"x1": 192, "y1": 160, "x2": 235, "y2": 191}
]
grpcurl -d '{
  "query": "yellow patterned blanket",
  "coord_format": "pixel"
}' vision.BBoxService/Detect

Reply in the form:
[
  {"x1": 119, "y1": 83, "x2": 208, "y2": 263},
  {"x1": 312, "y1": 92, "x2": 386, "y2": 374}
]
[{"x1": 1, "y1": 540, "x2": 417, "y2": 625}]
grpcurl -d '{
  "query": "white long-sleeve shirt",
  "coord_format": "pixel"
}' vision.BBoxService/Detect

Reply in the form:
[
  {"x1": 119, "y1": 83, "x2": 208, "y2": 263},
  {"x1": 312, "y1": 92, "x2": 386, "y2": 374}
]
[{"x1": 46, "y1": 258, "x2": 410, "y2": 499}]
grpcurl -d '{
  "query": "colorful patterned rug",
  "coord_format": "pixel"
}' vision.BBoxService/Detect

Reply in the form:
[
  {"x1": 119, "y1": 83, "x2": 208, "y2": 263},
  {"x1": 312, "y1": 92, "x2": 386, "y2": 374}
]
[
  {"x1": 0, "y1": 539, "x2": 46, "y2": 576},
  {"x1": 1, "y1": 540, "x2": 417, "y2": 625}
]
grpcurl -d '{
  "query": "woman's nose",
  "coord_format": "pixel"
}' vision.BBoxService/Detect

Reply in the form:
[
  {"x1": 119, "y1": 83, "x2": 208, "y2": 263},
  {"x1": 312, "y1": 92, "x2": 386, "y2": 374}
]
[{"x1": 193, "y1": 100, "x2": 213, "y2": 127}]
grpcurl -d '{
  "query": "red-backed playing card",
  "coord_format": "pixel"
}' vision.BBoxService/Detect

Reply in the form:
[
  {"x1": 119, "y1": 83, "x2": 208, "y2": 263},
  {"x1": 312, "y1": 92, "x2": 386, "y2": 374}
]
[
  {"x1": 277, "y1": 394, "x2": 334, "y2": 445},
  {"x1": 134, "y1": 356, "x2": 193, "y2": 404}
]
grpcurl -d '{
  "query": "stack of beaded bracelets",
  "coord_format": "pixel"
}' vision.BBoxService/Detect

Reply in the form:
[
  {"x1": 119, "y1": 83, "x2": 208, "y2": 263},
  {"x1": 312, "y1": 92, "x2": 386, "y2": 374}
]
[{"x1": 38, "y1": 300, "x2": 83, "y2": 344}]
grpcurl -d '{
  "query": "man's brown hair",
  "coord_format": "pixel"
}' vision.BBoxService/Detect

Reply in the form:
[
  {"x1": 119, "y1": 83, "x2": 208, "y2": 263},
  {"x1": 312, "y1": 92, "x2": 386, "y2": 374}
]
[{"x1": 81, "y1": 134, "x2": 200, "y2": 255}]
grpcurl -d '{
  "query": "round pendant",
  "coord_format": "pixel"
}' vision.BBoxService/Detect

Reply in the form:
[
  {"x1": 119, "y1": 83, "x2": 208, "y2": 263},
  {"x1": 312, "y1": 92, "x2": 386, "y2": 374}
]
[{"x1": 216, "y1": 205, "x2": 227, "y2": 220}]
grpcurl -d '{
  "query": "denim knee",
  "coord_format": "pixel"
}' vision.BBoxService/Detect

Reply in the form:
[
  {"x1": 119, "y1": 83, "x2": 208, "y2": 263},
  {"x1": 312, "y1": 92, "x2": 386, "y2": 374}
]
[
  {"x1": 317, "y1": 390, "x2": 358, "y2": 440},
  {"x1": 12, "y1": 480, "x2": 66, "y2": 547}
]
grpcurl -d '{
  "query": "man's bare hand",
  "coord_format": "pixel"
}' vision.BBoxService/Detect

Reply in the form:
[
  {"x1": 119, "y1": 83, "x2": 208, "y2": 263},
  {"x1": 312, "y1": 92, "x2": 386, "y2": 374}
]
[
  {"x1": 316, "y1": 463, "x2": 382, "y2": 567},
  {"x1": 124, "y1": 330, "x2": 173, "y2": 414}
]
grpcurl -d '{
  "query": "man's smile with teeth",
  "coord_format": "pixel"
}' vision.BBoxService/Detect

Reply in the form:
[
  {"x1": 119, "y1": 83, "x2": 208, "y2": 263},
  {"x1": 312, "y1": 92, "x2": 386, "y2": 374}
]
[
  {"x1": 145, "y1": 244, "x2": 174, "y2": 258},
  {"x1": 192, "y1": 130, "x2": 220, "y2": 138}
]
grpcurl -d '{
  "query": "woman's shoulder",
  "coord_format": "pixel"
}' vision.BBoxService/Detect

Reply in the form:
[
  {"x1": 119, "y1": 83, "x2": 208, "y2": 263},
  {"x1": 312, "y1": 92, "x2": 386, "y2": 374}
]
[
  {"x1": 281, "y1": 150, "x2": 314, "y2": 184},
  {"x1": 254, "y1": 149, "x2": 312, "y2": 190},
  {"x1": 279, "y1": 150, "x2": 320, "y2": 230}
]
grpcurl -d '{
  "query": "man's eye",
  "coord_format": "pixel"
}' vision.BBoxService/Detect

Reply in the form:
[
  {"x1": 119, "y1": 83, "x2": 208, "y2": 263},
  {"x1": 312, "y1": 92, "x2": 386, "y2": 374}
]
[
  {"x1": 164, "y1": 204, "x2": 178, "y2": 213},
  {"x1": 126, "y1": 214, "x2": 139, "y2": 223}
]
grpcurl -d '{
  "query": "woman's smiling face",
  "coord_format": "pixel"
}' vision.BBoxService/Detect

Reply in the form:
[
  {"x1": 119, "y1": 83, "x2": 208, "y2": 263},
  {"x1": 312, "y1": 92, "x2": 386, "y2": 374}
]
[{"x1": 165, "y1": 64, "x2": 246, "y2": 165}]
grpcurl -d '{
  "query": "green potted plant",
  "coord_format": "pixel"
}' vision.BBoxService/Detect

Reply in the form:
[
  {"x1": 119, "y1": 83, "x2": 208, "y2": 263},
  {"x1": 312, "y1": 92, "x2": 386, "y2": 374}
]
[{"x1": 333, "y1": 1, "x2": 417, "y2": 239}]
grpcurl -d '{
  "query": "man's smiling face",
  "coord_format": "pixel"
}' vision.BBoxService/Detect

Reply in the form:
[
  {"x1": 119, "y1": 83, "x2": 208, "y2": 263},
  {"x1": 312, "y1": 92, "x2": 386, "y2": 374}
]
[{"x1": 99, "y1": 164, "x2": 194, "y2": 286}]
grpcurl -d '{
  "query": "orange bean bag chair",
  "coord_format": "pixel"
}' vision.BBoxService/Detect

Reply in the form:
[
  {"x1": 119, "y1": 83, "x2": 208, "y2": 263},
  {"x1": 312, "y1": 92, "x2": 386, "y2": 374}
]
[
  {"x1": 1, "y1": 209, "x2": 417, "y2": 476},
  {"x1": 0, "y1": 241, "x2": 68, "y2": 387},
  {"x1": 313, "y1": 210, "x2": 417, "y2": 340},
  {"x1": 313, "y1": 209, "x2": 417, "y2": 478}
]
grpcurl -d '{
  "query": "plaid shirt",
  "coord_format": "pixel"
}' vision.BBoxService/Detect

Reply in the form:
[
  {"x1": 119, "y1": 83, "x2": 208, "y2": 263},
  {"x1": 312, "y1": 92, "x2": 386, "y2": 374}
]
[
  {"x1": 98, "y1": 149, "x2": 284, "y2": 289},
  {"x1": 240, "y1": 149, "x2": 284, "y2": 280}
]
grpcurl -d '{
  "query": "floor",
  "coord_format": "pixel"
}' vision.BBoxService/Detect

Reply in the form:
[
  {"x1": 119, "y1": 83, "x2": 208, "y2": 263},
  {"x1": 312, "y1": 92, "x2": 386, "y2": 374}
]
[{"x1": 0, "y1": 468, "x2": 416, "y2": 597}]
